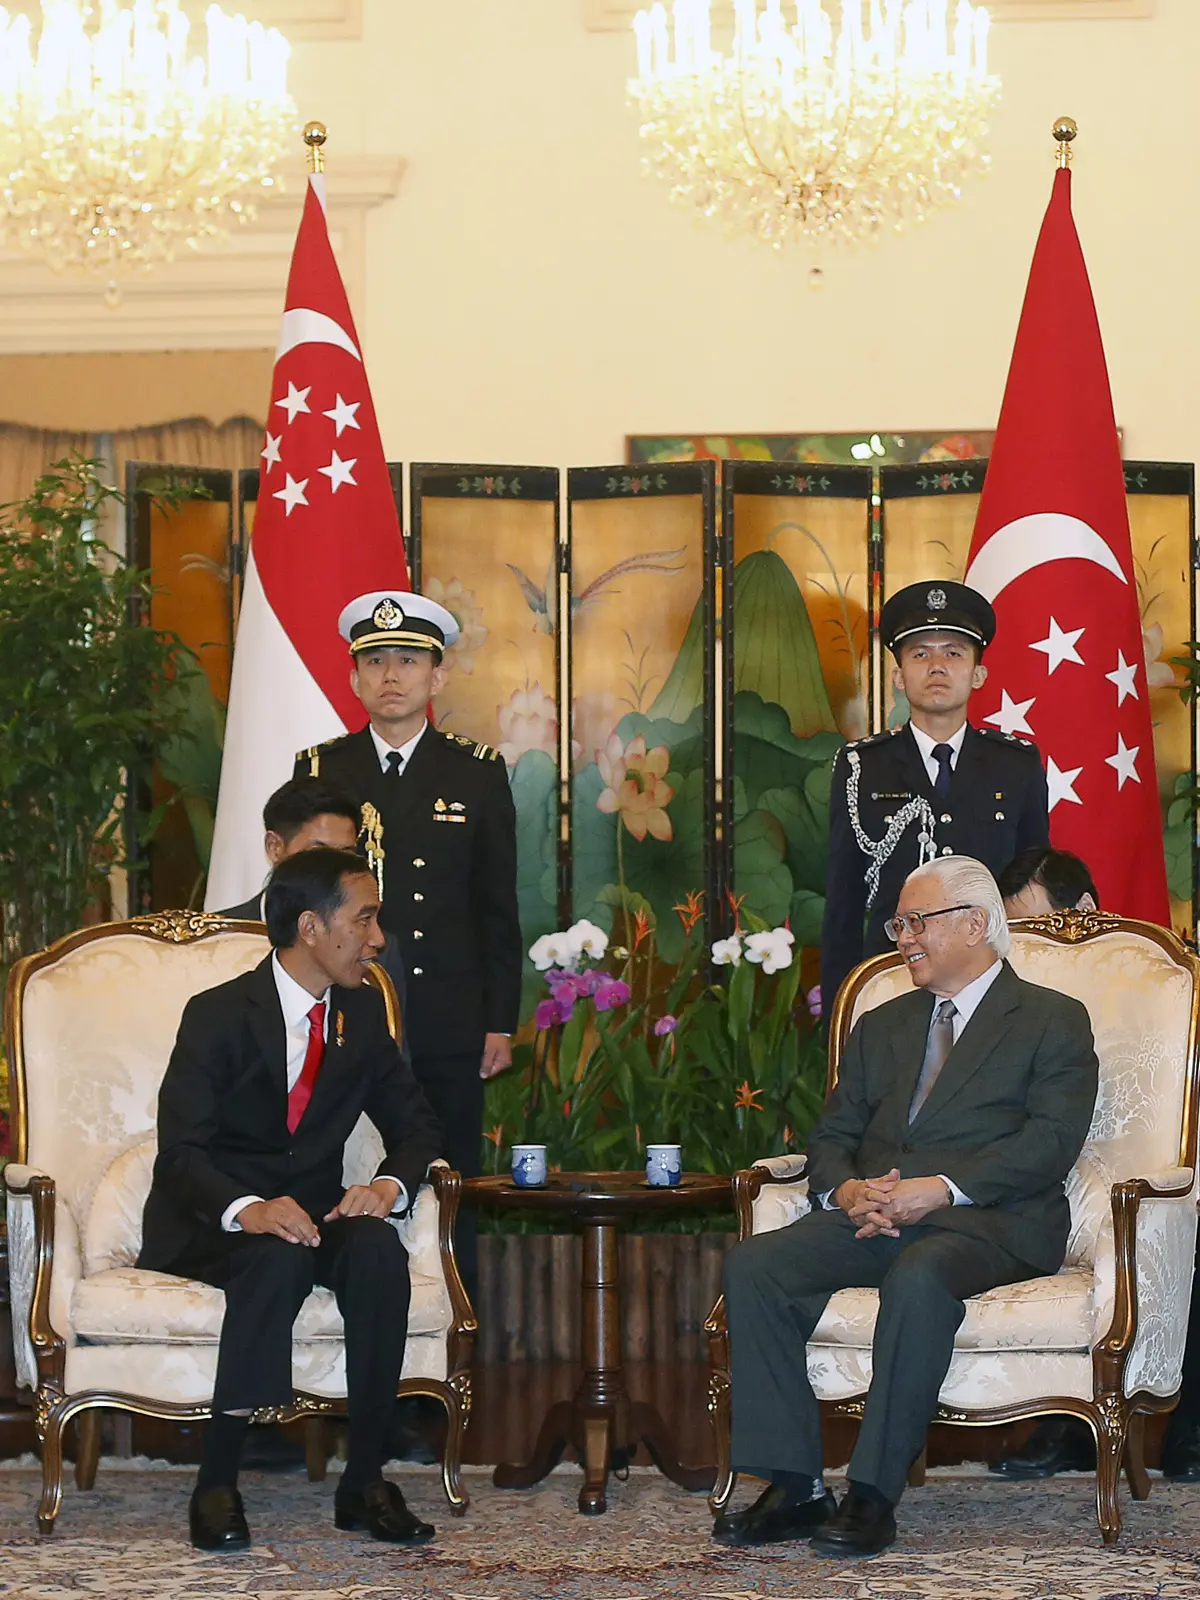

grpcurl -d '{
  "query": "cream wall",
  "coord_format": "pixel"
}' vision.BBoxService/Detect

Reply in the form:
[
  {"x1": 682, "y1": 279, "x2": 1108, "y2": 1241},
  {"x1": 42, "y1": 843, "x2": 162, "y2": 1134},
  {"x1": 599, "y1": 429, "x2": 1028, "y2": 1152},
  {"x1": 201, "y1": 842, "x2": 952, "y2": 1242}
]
[{"x1": 273, "y1": 0, "x2": 1198, "y2": 471}]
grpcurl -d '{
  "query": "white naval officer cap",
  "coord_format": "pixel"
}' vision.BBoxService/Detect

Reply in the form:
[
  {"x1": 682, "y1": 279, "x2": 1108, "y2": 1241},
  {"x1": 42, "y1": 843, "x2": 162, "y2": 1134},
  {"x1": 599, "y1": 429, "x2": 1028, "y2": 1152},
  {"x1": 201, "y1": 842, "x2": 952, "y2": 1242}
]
[{"x1": 338, "y1": 590, "x2": 460, "y2": 656}]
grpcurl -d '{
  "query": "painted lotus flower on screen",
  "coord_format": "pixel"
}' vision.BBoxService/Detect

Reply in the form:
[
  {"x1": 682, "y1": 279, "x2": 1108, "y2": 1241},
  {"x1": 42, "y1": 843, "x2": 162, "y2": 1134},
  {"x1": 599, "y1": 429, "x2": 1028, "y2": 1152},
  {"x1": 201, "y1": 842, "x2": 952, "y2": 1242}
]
[
  {"x1": 595, "y1": 732, "x2": 674, "y2": 842},
  {"x1": 423, "y1": 576, "x2": 487, "y2": 674},
  {"x1": 497, "y1": 682, "x2": 558, "y2": 766}
]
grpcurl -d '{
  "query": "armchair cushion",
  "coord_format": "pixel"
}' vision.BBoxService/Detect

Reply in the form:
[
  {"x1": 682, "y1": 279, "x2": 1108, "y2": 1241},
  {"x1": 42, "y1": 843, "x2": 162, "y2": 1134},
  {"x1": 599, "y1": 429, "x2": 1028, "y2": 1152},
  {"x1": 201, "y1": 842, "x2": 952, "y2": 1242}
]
[{"x1": 84, "y1": 1139, "x2": 156, "y2": 1275}]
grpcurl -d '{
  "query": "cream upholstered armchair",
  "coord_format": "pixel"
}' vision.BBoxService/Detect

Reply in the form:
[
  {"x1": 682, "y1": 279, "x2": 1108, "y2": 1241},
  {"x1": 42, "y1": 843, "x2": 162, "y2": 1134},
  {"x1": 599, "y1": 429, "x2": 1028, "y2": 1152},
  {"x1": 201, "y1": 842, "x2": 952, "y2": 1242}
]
[
  {"x1": 707, "y1": 912, "x2": 1200, "y2": 1543},
  {"x1": 4, "y1": 912, "x2": 477, "y2": 1534}
]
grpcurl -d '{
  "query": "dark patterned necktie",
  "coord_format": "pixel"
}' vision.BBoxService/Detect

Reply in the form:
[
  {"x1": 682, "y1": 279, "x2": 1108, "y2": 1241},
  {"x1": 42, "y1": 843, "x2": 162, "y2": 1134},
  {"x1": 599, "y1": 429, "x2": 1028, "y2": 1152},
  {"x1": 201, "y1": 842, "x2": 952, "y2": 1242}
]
[
  {"x1": 932, "y1": 743, "x2": 954, "y2": 799},
  {"x1": 909, "y1": 999, "x2": 957, "y2": 1123}
]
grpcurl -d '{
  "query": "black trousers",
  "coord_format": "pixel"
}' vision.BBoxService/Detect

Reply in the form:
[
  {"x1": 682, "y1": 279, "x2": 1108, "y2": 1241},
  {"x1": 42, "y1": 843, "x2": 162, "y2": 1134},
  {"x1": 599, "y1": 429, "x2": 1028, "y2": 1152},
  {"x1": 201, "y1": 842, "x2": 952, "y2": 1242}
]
[
  {"x1": 411, "y1": 1049, "x2": 484, "y2": 1301},
  {"x1": 725, "y1": 1207, "x2": 1039, "y2": 1505},
  {"x1": 175, "y1": 1217, "x2": 411, "y2": 1452}
]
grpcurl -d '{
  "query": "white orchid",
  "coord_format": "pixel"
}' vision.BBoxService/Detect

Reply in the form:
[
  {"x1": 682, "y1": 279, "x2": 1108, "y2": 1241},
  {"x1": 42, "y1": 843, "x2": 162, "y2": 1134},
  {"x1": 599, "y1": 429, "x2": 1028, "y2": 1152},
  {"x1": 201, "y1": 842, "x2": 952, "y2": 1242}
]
[
  {"x1": 744, "y1": 927, "x2": 795, "y2": 975},
  {"x1": 711, "y1": 934, "x2": 742, "y2": 966},
  {"x1": 529, "y1": 930, "x2": 575, "y2": 972},
  {"x1": 565, "y1": 918, "x2": 609, "y2": 961}
]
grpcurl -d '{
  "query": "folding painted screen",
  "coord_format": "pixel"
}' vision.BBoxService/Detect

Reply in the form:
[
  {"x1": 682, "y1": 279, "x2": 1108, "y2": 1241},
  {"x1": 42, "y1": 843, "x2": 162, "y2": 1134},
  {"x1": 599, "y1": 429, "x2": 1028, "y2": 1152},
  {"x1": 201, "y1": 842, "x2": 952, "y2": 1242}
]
[
  {"x1": 409, "y1": 464, "x2": 562, "y2": 1014},
  {"x1": 722, "y1": 462, "x2": 872, "y2": 950},
  {"x1": 879, "y1": 459, "x2": 1198, "y2": 935},
  {"x1": 566, "y1": 463, "x2": 717, "y2": 964}
]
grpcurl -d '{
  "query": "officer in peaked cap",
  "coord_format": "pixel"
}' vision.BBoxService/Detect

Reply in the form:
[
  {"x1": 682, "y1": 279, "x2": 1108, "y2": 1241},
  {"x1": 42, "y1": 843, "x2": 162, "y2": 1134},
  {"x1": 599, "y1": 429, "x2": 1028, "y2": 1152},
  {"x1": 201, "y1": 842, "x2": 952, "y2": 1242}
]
[
  {"x1": 294, "y1": 589, "x2": 521, "y2": 1297},
  {"x1": 819, "y1": 579, "x2": 1049, "y2": 1022}
]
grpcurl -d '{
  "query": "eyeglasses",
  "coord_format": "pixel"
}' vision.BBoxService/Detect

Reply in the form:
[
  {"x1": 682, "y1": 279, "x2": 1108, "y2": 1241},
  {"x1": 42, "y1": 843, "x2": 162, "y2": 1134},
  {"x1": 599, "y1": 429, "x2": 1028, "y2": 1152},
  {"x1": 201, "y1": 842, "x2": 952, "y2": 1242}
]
[{"x1": 884, "y1": 904, "x2": 977, "y2": 942}]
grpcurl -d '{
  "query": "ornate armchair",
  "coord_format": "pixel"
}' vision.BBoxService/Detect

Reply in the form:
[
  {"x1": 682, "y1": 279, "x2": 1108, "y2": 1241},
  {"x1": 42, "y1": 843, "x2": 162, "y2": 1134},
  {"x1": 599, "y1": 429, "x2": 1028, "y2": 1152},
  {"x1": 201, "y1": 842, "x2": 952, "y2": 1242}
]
[
  {"x1": 706, "y1": 912, "x2": 1200, "y2": 1542},
  {"x1": 4, "y1": 912, "x2": 477, "y2": 1534}
]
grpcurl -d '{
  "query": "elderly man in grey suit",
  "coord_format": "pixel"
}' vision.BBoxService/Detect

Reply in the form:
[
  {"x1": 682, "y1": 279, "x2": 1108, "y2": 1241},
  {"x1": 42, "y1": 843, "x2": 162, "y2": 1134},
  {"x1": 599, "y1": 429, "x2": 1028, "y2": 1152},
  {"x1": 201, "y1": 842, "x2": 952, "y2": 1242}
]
[{"x1": 715, "y1": 854, "x2": 1098, "y2": 1558}]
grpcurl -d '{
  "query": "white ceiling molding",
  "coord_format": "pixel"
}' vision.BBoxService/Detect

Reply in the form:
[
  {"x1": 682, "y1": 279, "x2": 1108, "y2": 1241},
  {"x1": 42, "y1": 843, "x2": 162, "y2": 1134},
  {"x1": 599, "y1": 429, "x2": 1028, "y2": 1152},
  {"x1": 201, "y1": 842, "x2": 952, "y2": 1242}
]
[
  {"x1": 3, "y1": 1, "x2": 365, "y2": 41},
  {"x1": 585, "y1": 0, "x2": 1152, "y2": 27},
  {"x1": 0, "y1": 156, "x2": 404, "y2": 355}
]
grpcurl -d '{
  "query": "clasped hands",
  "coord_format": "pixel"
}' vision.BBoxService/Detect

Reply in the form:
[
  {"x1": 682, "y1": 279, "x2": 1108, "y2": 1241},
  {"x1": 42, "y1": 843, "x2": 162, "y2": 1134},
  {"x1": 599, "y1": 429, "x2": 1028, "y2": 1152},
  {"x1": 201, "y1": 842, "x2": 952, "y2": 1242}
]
[
  {"x1": 833, "y1": 1168, "x2": 951, "y2": 1239},
  {"x1": 238, "y1": 1178, "x2": 401, "y2": 1247}
]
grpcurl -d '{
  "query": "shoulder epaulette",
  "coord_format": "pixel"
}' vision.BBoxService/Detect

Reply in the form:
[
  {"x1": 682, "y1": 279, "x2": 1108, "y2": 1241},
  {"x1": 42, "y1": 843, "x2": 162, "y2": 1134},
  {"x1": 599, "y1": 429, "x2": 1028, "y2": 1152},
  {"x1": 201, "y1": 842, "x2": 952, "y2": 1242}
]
[
  {"x1": 295, "y1": 735, "x2": 343, "y2": 775},
  {"x1": 845, "y1": 728, "x2": 897, "y2": 752},
  {"x1": 976, "y1": 727, "x2": 1040, "y2": 754},
  {"x1": 448, "y1": 732, "x2": 503, "y2": 761}
]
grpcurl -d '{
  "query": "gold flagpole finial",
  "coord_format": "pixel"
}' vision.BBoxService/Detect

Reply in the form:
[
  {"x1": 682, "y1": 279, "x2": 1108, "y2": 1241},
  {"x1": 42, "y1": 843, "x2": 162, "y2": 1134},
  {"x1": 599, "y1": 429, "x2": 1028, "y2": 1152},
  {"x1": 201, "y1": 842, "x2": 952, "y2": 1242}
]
[
  {"x1": 1053, "y1": 117, "x2": 1078, "y2": 169},
  {"x1": 303, "y1": 120, "x2": 328, "y2": 174}
]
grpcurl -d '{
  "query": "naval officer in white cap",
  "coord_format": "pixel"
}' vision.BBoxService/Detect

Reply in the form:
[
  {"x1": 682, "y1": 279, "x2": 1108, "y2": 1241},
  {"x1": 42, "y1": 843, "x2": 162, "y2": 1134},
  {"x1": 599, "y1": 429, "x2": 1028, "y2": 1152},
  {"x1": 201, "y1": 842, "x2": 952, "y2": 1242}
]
[{"x1": 295, "y1": 590, "x2": 521, "y2": 1296}]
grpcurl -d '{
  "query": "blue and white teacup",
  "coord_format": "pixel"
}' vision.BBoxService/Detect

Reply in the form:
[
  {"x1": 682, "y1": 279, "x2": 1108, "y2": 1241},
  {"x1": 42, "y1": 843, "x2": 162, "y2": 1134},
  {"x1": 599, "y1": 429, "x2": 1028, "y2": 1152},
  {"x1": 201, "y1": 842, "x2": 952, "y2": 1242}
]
[
  {"x1": 646, "y1": 1143, "x2": 682, "y2": 1187},
  {"x1": 511, "y1": 1144, "x2": 548, "y2": 1188}
]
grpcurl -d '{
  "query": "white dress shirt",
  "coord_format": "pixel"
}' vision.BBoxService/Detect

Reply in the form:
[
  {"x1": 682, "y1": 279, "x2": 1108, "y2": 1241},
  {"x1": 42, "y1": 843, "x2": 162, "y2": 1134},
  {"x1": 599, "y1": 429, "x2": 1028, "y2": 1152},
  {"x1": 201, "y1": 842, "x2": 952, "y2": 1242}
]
[
  {"x1": 221, "y1": 953, "x2": 406, "y2": 1230},
  {"x1": 909, "y1": 719, "x2": 968, "y2": 788},
  {"x1": 369, "y1": 720, "x2": 427, "y2": 776},
  {"x1": 821, "y1": 957, "x2": 1004, "y2": 1214}
]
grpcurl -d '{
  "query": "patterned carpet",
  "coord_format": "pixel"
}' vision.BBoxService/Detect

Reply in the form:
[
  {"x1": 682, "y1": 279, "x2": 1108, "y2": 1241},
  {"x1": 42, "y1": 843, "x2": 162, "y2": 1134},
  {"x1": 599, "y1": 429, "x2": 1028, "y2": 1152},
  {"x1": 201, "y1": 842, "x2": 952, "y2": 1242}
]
[{"x1": 2, "y1": 1464, "x2": 1200, "y2": 1599}]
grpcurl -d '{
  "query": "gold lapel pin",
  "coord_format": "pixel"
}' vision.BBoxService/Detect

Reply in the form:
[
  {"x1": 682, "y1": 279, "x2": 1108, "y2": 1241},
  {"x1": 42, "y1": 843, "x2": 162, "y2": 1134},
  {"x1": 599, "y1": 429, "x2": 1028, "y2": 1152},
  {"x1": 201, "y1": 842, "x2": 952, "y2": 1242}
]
[{"x1": 335, "y1": 1011, "x2": 345, "y2": 1048}]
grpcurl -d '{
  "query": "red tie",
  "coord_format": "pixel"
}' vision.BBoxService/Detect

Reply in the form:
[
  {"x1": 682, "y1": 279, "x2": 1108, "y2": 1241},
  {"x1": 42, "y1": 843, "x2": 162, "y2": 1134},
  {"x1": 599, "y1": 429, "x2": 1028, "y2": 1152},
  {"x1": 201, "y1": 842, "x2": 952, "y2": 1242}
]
[{"x1": 287, "y1": 1001, "x2": 326, "y2": 1134}]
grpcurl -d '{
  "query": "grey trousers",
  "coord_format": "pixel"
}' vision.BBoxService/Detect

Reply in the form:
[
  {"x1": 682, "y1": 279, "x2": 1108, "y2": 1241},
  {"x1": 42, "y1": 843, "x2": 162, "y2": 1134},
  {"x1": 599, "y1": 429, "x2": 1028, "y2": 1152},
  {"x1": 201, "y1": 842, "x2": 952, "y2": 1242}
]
[{"x1": 724, "y1": 1207, "x2": 1037, "y2": 1505}]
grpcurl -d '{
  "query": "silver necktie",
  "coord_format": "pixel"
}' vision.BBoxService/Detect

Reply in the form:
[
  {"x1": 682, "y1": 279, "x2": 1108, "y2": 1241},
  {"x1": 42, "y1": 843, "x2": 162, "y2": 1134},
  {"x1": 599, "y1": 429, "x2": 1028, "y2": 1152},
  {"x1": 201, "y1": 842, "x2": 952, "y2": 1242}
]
[{"x1": 909, "y1": 999, "x2": 957, "y2": 1123}]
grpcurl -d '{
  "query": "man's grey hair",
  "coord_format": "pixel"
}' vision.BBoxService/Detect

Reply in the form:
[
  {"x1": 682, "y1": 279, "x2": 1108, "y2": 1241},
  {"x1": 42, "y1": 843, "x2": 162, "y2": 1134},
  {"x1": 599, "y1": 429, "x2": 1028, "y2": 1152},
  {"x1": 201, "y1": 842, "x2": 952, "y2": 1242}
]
[{"x1": 904, "y1": 855, "x2": 1011, "y2": 959}]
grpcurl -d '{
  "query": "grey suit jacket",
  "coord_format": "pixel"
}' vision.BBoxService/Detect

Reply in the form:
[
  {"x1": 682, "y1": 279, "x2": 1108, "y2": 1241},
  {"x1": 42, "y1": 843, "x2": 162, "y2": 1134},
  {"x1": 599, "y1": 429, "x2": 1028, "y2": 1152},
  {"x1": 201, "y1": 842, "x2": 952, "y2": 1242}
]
[
  {"x1": 805, "y1": 962, "x2": 1099, "y2": 1275},
  {"x1": 219, "y1": 896, "x2": 412, "y2": 1072}
]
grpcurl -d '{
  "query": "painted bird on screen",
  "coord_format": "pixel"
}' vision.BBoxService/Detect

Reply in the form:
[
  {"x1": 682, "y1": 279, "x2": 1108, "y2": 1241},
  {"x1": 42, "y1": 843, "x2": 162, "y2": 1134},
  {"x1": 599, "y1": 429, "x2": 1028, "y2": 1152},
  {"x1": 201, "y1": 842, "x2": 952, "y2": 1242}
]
[{"x1": 507, "y1": 548, "x2": 686, "y2": 635}]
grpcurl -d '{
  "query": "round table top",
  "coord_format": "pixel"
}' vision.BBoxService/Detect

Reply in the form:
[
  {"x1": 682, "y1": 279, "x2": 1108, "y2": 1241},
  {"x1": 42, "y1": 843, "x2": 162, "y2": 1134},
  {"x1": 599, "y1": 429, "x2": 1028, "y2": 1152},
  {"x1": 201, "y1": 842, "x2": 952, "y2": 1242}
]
[{"x1": 461, "y1": 1170, "x2": 733, "y2": 1218}]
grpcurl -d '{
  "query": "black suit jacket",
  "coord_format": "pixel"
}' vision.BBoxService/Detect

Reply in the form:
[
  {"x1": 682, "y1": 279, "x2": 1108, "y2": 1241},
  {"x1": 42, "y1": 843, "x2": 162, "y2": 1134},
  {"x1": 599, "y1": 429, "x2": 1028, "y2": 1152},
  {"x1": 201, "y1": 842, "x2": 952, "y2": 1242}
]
[
  {"x1": 139, "y1": 957, "x2": 443, "y2": 1273},
  {"x1": 294, "y1": 725, "x2": 521, "y2": 1058},
  {"x1": 219, "y1": 896, "x2": 412, "y2": 1071},
  {"x1": 805, "y1": 962, "x2": 1098, "y2": 1274},
  {"x1": 820, "y1": 723, "x2": 1049, "y2": 1018}
]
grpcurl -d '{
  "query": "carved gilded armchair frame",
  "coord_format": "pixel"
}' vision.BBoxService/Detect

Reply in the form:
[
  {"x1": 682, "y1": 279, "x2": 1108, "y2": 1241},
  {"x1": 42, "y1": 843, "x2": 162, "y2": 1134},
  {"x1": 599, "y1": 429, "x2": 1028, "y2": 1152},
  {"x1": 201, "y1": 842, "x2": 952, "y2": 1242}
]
[
  {"x1": 4, "y1": 911, "x2": 478, "y2": 1534},
  {"x1": 704, "y1": 910, "x2": 1200, "y2": 1544}
]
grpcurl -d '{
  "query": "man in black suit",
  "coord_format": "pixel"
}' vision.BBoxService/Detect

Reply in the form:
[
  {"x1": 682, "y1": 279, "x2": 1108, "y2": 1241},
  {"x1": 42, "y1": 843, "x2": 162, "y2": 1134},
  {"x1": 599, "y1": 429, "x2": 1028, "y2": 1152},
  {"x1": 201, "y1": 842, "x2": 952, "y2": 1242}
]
[
  {"x1": 294, "y1": 590, "x2": 522, "y2": 1297},
  {"x1": 716, "y1": 855, "x2": 1098, "y2": 1556},
  {"x1": 220, "y1": 775, "x2": 411, "y2": 1050},
  {"x1": 141, "y1": 848, "x2": 443, "y2": 1552},
  {"x1": 820, "y1": 581, "x2": 1049, "y2": 1020}
]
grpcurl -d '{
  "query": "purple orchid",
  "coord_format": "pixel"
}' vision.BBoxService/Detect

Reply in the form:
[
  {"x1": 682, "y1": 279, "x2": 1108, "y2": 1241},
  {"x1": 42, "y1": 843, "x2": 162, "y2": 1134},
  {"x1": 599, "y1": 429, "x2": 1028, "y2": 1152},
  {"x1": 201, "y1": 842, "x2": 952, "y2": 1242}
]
[
  {"x1": 653, "y1": 1015, "x2": 678, "y2": 1036},
  {"x1": 593, "y1": 977, "x2": 631, "y2": 1014}
]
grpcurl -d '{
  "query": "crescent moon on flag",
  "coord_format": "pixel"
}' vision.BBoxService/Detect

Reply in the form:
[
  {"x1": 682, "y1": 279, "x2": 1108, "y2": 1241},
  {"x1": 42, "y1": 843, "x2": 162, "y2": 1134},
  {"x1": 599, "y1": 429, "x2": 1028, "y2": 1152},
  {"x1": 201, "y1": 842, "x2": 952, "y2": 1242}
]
[
  {"x1": 964, "y1": 512, "x2": 1127, "y2": 602},
  {"x1": 275, "y1": 307, "x2": 361, "y2": 364}
]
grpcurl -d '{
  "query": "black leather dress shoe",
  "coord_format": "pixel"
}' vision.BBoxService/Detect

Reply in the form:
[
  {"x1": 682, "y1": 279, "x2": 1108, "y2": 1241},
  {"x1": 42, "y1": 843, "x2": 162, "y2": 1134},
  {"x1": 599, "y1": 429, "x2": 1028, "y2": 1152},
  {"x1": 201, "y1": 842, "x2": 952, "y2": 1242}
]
[
  {"x1": 809, "y1": 1487, "x2": 896, "y2": 1557},
  {"x1": 1162, "y1": 1416, "x2": 1200, "y2": 1481},
  {"x1": 712, "y1": 1483, "x2": 837, "y2": 1547},
  {"x1": 989, "y1": 1416, "x2": 1096, "y2": 1479},
  {"x1": 334, "y1": 1479, "x2": 435, "y2": 1544},
  {"x1": 189, "y1": 1485, "x2": 251, "y2": 1552}
]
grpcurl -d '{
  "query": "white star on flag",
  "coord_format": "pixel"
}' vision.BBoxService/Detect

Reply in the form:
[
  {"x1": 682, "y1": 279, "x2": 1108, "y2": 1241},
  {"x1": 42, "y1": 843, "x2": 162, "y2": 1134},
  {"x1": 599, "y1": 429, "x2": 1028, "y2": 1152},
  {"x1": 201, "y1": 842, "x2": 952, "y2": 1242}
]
[
  {"x1": 323, "y1": 394, "x2": 362, "y2": 436},
  {"x1": 1105, "y1": 733, "x2": 1141, "y2": 790},
  {"x1": 273, "y1": 473, "x2": 309, "y2": 515},
  {"x1": 1046, "y1": 756, "x2": 1084, "y2": 812},
  {"x1": 983, "y1": 690, "x2": 1036, "y2": 737},
  {"x1": 261, "y1": 432, "x2": 282, "y2": 472},
  {"x1": 1030, "y1": 617, "x2": 1086, "y2": 674},
  {"x1": 318, "y1": 451, "x2": 358, "y2": 493},
  {"x1": 1105, "y1": 650, "x2": 1139, "y2": 705},
  {"x1": 275, "y1": 381, "x2": 312, "y2": 424}
]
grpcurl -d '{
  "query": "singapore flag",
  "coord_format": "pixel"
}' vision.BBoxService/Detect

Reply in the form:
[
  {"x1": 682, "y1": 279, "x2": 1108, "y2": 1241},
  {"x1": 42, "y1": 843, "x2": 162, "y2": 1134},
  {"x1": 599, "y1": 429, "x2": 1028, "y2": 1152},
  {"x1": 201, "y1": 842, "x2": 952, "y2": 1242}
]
[
  {"x1": 965, "y1": 165, "x2": 1169, "y2": 926},
  {"x1": 206, "y1": 174, "x2": 409, "y2": 908}
]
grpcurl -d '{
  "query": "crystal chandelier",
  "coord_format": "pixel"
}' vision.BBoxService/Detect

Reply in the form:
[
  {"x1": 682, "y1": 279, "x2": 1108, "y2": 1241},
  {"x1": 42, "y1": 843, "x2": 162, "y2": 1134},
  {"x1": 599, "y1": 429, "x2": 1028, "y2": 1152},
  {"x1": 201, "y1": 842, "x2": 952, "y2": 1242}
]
[
  {"x1": 628, "y1": 1, "x2": 1001, "y2": 248},
  {"x1": 0, "y1": 1, "x2": 295, "y2": 274}
]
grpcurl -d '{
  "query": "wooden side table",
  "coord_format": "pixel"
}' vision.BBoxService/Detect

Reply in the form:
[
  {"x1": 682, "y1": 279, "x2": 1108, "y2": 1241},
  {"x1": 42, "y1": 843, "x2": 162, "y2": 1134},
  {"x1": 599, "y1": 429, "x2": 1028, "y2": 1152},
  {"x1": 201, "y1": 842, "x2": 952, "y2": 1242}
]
[{"x1": 462, "y1": 1170, "x2": 732, "y2": 1514}]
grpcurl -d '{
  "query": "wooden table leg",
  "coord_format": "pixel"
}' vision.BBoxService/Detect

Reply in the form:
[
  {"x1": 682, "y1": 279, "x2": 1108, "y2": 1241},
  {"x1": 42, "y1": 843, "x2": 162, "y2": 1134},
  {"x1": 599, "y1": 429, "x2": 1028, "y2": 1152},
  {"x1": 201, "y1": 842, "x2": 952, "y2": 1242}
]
[
  {"x1": 493, "y1": 1399, "x2": 575, "y2": 1490},
  {"x1": 629, "y1": 1400, "x2": 716, "y2": 1492}
]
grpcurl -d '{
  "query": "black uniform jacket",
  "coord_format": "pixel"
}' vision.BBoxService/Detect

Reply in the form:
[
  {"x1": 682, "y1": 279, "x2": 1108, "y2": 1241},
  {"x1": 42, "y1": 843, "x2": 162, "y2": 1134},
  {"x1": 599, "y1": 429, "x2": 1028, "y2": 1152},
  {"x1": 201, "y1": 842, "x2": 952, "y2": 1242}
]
[
  {"x1": 820, "y1": 722, "x2": 1049, "y2": 1018},
  {"x1": 806, "y1": 961, "x2": 1098, "y2": 1275},
  {"x1": 294, "y1": 725, "x2": 522, "y2": 1058},
  {"x1": 139, "y1": 956, "x2": 443, "y2": 1273}
]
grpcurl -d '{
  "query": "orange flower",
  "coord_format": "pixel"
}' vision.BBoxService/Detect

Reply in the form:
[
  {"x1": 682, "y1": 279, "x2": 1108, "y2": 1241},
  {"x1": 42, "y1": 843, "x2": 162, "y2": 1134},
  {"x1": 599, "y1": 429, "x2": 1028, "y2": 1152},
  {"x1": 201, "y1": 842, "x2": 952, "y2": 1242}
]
[
  {"x1": 563, "y1": 1099, "x2": 572, "y2": 1118},
  {"x1": 673, "y1": 889, "x2": 705, "y2": 934},
  {"x1": 726, "y1": 889, "x2": 747, "y2": 930},
  {"x1": 483, "y1": 1123, "x2": 504, "y2": 1147},
  {"x1": 632, "y1": 907, "x2": 652, "y2": 950},
  {"x1": 733, "y1": 1080, "x2": 764, "y2": 1111},
  {"x1": 596, "y1": 732, "x2": 674, "y2": 842}
]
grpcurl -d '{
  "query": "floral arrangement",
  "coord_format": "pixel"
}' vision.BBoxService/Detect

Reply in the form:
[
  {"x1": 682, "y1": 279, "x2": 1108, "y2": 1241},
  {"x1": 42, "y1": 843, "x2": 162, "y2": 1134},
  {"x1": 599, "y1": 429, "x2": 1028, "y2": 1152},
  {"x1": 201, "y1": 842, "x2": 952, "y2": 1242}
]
[{"x1": 483, "y1": 892, "x2": 826, "y2": 1181}]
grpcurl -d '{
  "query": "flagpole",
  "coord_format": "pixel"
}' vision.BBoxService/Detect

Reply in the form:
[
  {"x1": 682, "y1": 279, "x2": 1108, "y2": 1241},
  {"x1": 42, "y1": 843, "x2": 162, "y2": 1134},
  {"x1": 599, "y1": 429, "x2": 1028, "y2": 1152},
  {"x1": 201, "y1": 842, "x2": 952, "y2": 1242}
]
[
  {"x1": 1053, "y1": 116, "x2": 1077, "y2": 169},
  {"x1": 303, "y1": 119, "x2": 327, "y2": 173}
]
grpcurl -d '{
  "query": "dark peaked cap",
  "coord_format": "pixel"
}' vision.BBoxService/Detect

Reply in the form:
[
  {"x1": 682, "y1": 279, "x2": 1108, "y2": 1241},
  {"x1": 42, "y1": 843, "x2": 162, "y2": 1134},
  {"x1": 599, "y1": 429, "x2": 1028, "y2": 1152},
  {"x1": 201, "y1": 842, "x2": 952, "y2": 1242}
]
[{"x1": 880, "y1": 580, "x2": 997, "y2": 655}]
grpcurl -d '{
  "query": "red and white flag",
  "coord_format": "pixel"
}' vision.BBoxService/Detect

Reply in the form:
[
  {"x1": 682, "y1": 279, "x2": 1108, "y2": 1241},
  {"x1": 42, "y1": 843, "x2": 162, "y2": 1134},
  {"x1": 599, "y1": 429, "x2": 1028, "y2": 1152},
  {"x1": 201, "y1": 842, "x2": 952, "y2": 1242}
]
[
  {"x1": 964, "y1": 166, "x2": 1170, "y2": 925},
  {"x1": 206, "y1": 175, "x2": 409, "y2": 909}
]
